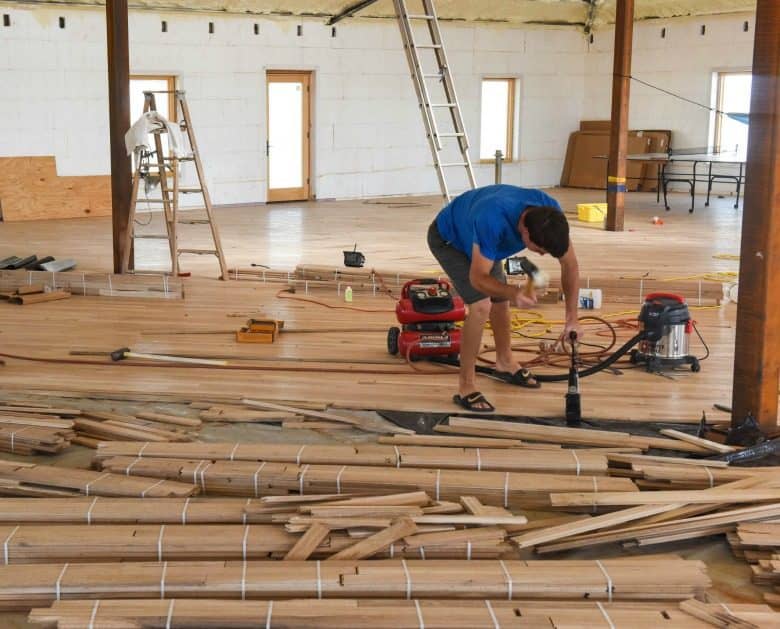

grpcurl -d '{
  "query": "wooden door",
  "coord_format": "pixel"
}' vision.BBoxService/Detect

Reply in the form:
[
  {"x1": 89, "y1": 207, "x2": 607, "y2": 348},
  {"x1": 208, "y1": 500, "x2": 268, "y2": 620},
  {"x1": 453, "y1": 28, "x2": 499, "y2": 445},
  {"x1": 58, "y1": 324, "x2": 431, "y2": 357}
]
[{"x1": 266, "y1": 71, "x2": 312, "y2": 202}]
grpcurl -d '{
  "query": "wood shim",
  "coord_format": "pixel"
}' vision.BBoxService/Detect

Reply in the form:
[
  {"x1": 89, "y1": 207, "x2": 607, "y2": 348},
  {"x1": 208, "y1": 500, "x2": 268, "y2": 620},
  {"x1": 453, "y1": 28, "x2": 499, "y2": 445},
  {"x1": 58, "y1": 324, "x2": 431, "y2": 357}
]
[
  {"x1": 0, "y1": 269, "x2": 183, "y2": 299},
  {"x1": 29, "y1": 599, "x2": 779, "y2": 628},
  {"x1": 96, "y1": 456, "x2": 637, "y2": 508},
  {"x1": 94, "y1": 441, "x2": 609, "y2": 475},
  {"x1": 0, "y1": 558, "x2": 710, "y2": 609}
]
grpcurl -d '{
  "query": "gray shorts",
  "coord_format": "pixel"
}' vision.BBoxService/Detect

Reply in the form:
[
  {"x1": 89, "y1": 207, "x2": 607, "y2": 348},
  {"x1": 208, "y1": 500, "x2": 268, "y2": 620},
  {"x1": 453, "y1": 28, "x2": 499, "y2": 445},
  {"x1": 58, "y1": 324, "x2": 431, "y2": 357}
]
[{"x1": 427, "y1": 220, "x2": 508, "y2": 305}]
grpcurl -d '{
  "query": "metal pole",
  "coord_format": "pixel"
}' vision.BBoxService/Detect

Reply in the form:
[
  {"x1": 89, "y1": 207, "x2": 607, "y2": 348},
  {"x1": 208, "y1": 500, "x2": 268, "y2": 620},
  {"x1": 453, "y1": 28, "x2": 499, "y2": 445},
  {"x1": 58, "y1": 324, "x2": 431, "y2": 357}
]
[{"x1": 494, "y1": 150, "x2": 504, "y2": 184}]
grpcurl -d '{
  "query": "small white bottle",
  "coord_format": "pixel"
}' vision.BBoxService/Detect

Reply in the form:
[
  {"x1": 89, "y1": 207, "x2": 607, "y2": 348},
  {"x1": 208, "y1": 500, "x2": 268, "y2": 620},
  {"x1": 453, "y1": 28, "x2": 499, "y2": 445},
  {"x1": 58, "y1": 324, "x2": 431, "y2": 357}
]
[{"x1": 344, "y1": 286, "x2": 353, "y2": 303}]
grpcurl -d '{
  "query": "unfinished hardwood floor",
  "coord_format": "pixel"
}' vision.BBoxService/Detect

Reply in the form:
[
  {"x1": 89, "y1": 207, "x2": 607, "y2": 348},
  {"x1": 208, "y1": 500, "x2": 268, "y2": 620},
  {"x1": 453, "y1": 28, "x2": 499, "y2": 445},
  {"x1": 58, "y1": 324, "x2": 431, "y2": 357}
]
[{"x1": 0, "y1": 188, "x2": 751, "y2": 422}]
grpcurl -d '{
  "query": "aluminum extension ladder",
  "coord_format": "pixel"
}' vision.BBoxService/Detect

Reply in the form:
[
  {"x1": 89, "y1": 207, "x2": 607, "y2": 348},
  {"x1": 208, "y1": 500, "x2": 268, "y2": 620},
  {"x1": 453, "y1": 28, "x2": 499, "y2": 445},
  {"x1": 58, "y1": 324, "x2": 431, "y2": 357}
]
[
  {"x1": 393, "y1": 0, "x2": 476, "y2": 201},
  {"x1": 123, "y1": 90, "x2": 228, "y2": 280}
]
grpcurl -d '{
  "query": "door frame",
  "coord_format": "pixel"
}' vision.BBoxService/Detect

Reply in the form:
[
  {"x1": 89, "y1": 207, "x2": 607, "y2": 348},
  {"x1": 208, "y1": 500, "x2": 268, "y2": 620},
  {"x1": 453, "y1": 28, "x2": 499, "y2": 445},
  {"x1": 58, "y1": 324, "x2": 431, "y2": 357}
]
[{"x1": 266, "y1": 70, "x2": 312, "y2": 202}]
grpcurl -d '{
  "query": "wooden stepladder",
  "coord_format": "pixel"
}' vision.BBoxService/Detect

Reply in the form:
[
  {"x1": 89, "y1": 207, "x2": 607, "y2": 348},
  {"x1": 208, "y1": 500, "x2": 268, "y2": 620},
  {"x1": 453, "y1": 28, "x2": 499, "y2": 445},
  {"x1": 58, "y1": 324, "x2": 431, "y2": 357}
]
[
  {"x1": 393, "y1": 0, "x2": 476, "y2": 201},
  {"x1": 123, "y1": 90, "x2": 228, "y2": 280}
]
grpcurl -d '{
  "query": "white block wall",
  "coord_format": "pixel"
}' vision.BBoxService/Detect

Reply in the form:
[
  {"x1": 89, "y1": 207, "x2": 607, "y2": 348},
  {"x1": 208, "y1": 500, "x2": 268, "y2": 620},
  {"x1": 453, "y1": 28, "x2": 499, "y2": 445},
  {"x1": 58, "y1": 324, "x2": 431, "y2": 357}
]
[
  {"x1": 0, "y1": 5, "x2": 757, "y2": 206},
  {"x1": 583, "y1": 12, "x2": 755, "y2": 150},
  {"x1": 0, "y1": 5, "x2": 587, "y2": 205}
]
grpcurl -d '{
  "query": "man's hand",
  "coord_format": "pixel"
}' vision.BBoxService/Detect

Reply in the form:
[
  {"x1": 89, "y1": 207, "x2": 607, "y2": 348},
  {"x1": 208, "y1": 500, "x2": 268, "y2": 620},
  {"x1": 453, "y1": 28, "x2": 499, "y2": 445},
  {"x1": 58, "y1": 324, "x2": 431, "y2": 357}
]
[
  {"x1": 513, "y1": 286, "x2": 537, "y2": 309},
  {"x1": 560, "y1": 318, "x2": 584, "y2": 346}
]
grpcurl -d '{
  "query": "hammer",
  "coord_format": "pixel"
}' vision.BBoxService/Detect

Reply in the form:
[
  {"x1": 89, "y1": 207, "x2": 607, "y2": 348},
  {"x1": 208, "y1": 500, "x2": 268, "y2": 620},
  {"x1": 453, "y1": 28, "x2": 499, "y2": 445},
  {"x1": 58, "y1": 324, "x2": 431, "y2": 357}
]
[
  {"x1": 109, "y1": 347, "x2": 227, "y2": 366},
  {"x1": 518, "y1": 257, "x2": 549, "y2": 298}
]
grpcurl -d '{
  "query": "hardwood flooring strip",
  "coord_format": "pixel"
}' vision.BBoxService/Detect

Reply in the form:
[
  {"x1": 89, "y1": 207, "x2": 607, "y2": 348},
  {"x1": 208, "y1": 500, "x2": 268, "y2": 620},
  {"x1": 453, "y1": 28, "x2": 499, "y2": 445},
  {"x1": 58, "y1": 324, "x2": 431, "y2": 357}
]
[
  {"x1": 96, "y1": 456, "x2": 637, "y2": 508},
  {"x1": 0, "y1": 558, "x2": 710, "y2": 610},
  {"x1": 94, "y1": 441, "x2": 608, "y2": 475},
  {"x1": 30, "y1": 598, "x2": 777, "y2": 629}
]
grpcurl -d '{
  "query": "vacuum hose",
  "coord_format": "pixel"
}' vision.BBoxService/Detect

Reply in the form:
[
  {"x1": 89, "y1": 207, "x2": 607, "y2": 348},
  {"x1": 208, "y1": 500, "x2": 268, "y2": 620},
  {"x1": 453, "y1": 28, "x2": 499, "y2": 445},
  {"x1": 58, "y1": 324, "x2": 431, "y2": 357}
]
[{"x1": 533, "y1": 331, "x2": 645, "y2": 383}]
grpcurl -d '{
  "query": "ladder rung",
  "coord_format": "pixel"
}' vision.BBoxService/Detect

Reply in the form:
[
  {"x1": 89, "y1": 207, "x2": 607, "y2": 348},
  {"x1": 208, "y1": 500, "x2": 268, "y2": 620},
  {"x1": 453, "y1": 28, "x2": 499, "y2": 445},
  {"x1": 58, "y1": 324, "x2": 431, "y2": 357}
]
[
  {"x1": 178, "y1": 249, "x2": 217, "y2": 256},
  {"x1": 178, "y1": 219, "x2": 211, "y2": 225},
  {"x1": 438, "y1": 162, "x2": 469, "y2": 167},
  {"x1": 415, "y1": 44, "x2": 442, "y2": 49},
  {"x1": 438, "y1": 133, "x2": 465, "y2": 137},
  {"x1": 134, "y1": 234, "x2": 169, "y2": 240},
  {"x1": 179, "y1": 188, "x2": 203, "y2": 194},
  {"x1": 162, "y1": 156, "x2": 195, "y2": 162},
  {"x1": 406, "y1": 14, "x2": 434, "y2": 19},
  {"x1": 423, "y1": 73, "x2": 444, "y2": 79},
  {"x1": 430, "y1": 103, "x2": 457, "y2": 108},
  {"x1": 135, "y1": 199, "x2": 169, "y2": 205}
]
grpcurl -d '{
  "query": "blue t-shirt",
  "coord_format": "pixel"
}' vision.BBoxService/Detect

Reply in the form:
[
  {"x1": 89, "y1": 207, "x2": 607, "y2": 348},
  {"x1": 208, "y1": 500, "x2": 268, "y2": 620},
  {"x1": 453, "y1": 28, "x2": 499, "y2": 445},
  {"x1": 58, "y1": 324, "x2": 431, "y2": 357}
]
[{"x1": 435, "y1": 185, "x2": 561, "y2": 261}]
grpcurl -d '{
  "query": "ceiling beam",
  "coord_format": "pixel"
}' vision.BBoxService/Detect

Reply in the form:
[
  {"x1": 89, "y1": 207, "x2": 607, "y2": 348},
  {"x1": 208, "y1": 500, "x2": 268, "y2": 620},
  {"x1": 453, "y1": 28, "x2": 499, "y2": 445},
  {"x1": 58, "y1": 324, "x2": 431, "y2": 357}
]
[
  {"x1": 327, "y1": 0, "x2": 382, "y2": 25},
  {"x1": 731, "y1": 0, "x2": 780, "y2": 433},
  {"x1": 106, "y1": 0, "x2": 132, "y2": 273},
  {"x1": 605, "y1": 0, "x2": 634, "y2": 231}
]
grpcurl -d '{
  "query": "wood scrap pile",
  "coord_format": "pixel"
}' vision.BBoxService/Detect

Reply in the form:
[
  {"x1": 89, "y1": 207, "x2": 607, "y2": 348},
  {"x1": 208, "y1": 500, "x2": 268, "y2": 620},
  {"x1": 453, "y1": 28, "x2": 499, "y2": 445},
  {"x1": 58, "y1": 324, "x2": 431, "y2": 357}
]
[
  {"x1": 0, "y1": 402, "x2": 201, "y2": 451},
  {"x1": 29, "y1": 598, "x2": 776, "y2": 628},
  {"x1": 729, "y1": 522, "x2": 780, "y2": 603},
  {"x1": 194, "y1": 399, "x2": 356, "y2": 431},
  {"x1": 0, "y1": 283, "x2": 70, "y2": 305},
  {"x1": 0, "y1": 406, "x2": 75, "y2": 455},
  {"x1": 0, "y1": 269, "x2": 183, "y2": 299},
  {"x1": 73, "y1": 409, "x2": 201, "y2": 448}
]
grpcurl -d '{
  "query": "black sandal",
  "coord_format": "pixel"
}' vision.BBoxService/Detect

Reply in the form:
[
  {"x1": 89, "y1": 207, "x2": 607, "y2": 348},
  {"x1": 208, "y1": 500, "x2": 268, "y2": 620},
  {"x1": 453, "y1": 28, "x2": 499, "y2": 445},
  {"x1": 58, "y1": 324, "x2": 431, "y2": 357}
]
[
  {"x1": 489, "y1": 368, "x2": 541, "y2": 388},
  {"x1": 452, "y1": 392, "x2": 495, "y2": 413}
]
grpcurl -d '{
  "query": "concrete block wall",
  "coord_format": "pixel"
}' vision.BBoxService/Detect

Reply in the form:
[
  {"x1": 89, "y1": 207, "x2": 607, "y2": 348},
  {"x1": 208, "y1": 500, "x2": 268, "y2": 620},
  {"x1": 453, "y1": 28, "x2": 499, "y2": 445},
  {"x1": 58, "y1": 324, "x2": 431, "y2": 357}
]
[
  {"x1": 583, "y1": 12, "x2": 755, "y2": 151},
  {"x1": 0, "y1": 4, "x2": 586, "y2": 206},
  {"x1": 0, "y1": 5, "x2": 757, "y2": 206}
]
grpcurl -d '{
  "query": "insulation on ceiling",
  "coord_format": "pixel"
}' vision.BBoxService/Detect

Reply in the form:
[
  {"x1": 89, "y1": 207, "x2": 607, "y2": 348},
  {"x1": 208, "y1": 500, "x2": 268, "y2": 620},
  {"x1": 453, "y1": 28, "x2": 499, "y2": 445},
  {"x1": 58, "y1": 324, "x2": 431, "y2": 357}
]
[{"x1": 15, "y1": 0, "x2": 757, "y2": 27}]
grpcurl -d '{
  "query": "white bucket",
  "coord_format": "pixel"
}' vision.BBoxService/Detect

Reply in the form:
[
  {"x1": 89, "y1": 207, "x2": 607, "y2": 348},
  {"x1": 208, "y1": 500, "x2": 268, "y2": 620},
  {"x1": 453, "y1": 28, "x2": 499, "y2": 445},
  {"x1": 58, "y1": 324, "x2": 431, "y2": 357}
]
[{"x1": 578, "y1": 288, "x2": 602, "y2": 310}]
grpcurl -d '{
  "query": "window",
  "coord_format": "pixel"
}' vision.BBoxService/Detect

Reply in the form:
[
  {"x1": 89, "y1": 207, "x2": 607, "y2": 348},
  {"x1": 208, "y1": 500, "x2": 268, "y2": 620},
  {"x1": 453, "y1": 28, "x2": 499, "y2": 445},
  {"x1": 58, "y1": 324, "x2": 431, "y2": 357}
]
[
  {"x1": 479, "y1": 78, "x2": 516, "y2": 161},
  {"x1": 129, "y1": 75, "x2": 176, "y2": 158},
  {"x1": 712, "y1": 71, "x2": 751, "y2": 153}
]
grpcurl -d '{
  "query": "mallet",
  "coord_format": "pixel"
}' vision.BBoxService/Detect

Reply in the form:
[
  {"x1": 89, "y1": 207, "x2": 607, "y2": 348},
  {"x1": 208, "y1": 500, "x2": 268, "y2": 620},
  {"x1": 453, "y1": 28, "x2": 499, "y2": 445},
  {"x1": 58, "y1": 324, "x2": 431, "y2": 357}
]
[{"x1": 109, "y1": 347, "x2": 227, "y2": 366}]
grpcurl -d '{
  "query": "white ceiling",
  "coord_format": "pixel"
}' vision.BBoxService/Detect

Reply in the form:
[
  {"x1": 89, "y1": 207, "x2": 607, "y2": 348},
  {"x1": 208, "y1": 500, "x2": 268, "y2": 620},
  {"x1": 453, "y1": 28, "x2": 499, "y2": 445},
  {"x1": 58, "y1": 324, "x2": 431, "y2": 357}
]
[{"x1": 20, "y1": 0, "x2": 757, "y2": 28}]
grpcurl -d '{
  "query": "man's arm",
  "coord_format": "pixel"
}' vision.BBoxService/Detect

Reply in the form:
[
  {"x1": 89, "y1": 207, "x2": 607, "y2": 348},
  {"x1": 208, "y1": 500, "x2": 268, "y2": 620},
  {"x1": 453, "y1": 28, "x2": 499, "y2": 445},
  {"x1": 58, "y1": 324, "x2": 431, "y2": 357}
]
[
  {"x1": 559, "y1": 239, "x2": 583, "y2": 338},
  {"x1": 469, "y1": 244, "x2": 536, "y2": 307}
]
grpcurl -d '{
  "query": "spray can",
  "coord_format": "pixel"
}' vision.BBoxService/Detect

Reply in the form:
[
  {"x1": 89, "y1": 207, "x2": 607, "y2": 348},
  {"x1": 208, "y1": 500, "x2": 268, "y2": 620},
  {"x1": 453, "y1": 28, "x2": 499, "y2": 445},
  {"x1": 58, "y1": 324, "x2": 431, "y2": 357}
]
[{"x1": 344, "y1": 286, "x2": 353, "y2": 303}]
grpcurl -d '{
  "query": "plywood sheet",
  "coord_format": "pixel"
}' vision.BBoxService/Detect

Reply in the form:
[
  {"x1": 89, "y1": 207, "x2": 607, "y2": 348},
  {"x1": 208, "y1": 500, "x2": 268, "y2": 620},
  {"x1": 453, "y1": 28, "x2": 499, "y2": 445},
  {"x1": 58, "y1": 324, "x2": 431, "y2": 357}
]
[{"x1": 0, "y1": 157, "x2": 110, "y2": 222}]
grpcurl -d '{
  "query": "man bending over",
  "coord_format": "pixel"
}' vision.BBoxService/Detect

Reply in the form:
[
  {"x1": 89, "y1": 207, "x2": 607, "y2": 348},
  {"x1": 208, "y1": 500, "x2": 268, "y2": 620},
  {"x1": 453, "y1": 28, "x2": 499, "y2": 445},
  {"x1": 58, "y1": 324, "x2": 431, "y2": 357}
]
[{"x1": 427, "y1": 184, "x2": 583, "y2": 413}]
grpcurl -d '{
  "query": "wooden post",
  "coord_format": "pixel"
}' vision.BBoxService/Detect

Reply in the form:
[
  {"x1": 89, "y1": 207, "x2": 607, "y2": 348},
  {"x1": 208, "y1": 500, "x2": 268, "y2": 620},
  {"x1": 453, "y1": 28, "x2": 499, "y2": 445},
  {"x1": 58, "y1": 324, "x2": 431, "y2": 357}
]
[
  {"x1": 106, "y1": 0, "x2": 132, "y2": 273},
  {"x1": 731, "y1": 0, "x2": 780, "y2": 432},
  {"x1": 605, "y1": 0, "x2": 634, "y2": 232}
]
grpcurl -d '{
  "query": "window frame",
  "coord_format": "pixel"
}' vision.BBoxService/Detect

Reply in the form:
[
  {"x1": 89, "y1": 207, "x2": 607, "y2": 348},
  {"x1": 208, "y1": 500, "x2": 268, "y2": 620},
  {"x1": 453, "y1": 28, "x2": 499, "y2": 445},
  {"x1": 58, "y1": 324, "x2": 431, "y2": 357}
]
[
  {"x1": 129, "y1": 74, "x2": 177, "y2": 121},
  {"x1": 712, "y1": 70, "x2": 751, "y2": 153},
  {"x1": 478, "y1": 77, "x2": 517, "y2": 163}
]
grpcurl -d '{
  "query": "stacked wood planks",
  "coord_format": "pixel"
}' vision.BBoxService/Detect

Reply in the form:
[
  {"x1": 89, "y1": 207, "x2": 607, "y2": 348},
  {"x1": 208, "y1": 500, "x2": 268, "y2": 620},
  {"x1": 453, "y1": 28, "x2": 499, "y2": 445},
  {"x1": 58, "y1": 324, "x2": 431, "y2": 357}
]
[
  {"x1": 0, "y1": 492, "x2": 519, "y2": 562},
  {"x1": 28, "y1": 599, "x2": 778, "y2": 629},
  {"x1": 94, "y1": 441, "x2": 610, "y2": 475},
  {"x1": 95, "y1": 456, "x2": 637, "y2": 508},
  {"x1": 0, "y1": 419, "x2": 74, "y2": 455},
  {"x1": 0, "y1": 269, "x2": 183, "y2": 299},
  {"x1": 0, "y1": 459, "x2": 196, "y2": 498},
  {"x1": 0, "y1": 558, "x2": 710, "y2": 610}
]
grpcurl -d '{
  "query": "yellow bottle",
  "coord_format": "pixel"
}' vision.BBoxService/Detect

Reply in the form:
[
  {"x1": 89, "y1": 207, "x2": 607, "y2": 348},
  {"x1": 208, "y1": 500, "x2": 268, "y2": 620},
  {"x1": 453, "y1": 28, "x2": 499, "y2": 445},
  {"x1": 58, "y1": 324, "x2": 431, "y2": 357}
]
[{"x1": 344, "y1": 286, "x2": 353, "y2": 302}]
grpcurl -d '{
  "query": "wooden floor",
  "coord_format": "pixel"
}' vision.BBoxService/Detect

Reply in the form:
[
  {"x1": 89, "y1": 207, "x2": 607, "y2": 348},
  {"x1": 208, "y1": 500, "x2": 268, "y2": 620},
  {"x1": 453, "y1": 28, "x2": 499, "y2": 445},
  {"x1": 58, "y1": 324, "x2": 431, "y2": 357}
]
[
  {"x1": 0, "y1": 188, "x2": 768, "y2": 627},
  {"x1": 0, "y1": 187, "x2": 754, "y2": 422}
]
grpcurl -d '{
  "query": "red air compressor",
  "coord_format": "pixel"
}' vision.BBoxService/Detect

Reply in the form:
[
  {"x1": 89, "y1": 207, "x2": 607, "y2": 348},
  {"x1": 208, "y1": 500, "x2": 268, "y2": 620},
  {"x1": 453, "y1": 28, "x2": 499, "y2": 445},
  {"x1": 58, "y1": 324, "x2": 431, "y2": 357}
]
[{"x1": 387, "y1": 279, "x2": 466, "y2": 360}]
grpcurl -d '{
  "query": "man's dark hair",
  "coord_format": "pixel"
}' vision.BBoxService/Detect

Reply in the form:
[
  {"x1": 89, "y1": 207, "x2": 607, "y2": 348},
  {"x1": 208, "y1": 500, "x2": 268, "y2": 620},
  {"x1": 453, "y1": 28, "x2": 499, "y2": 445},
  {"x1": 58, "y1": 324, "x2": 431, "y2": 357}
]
[{"x1": 523, "y1": 206, "x2": 570, "y2": 258}]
